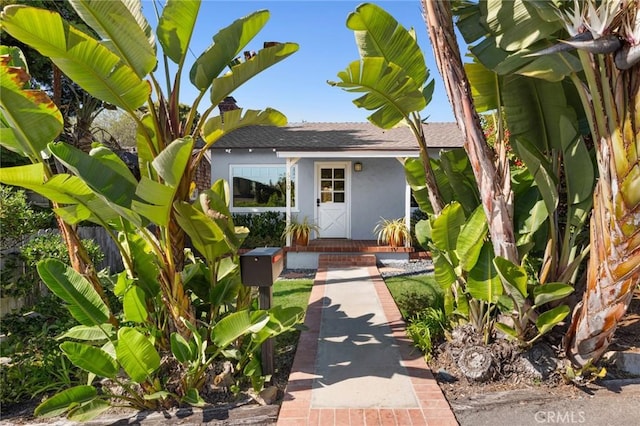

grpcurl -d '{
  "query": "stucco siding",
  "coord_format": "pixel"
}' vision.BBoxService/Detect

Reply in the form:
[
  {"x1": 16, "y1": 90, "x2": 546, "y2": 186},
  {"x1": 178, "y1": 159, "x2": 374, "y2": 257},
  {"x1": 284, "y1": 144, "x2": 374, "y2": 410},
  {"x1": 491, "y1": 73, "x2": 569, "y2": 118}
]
[
  {"x1": 349, "y1": 157, "x2": 407, "y2": 239},
  {"x1": 211, "y1": 150, "x2": 409, "y2": 240}
]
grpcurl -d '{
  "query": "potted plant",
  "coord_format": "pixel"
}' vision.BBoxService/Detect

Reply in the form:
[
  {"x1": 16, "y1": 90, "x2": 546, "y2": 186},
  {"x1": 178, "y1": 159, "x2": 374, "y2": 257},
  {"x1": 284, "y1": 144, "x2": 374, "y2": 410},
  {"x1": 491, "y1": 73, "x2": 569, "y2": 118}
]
[
  {"x1": 282, "y1": 216, "x2": 320, "y2": 246},
  {"x1": 374, "y1": 217, "x2": 410, "y2": 248}
]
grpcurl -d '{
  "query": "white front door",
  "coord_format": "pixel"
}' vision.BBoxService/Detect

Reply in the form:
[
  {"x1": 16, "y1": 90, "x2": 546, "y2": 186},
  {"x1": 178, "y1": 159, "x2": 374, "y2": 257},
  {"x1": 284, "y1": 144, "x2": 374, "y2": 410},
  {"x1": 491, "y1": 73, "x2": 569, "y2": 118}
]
[{"x1": 315, "y1": 162, "x2": 350, "y2": 238}]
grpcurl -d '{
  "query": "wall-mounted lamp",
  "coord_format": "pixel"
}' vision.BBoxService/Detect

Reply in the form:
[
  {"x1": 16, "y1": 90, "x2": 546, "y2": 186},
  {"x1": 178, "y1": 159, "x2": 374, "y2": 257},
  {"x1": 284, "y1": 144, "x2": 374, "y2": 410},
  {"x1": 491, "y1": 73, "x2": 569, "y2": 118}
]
[{"x1": 354, "y1": 161, "x2": 363, "y2": 172}]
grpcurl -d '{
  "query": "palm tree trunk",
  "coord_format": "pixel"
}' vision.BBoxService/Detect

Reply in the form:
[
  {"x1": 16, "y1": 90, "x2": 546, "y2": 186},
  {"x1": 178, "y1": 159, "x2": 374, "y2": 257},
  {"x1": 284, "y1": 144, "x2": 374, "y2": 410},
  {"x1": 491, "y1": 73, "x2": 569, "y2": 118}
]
[
  {"x1": 565, "y1": 50, "x2": 640, "y2": 366},
  {"x1": 421, "y1": 0, "x2": 518, "y2": 263}
]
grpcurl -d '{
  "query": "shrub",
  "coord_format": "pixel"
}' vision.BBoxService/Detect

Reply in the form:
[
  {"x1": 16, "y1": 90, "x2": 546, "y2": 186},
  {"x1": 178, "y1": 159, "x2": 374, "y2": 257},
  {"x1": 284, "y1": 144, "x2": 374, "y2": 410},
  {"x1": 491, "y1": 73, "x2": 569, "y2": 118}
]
[
  {"x1": 233, "y1": 212, "x2": 286, "y2": 248},
  {"x1": 0, "y1": 185, "x2": 53, "y2": 250},
  {"x1": 395, "y1": 289, "x2": 444, "y2": 320},
  {"x1": 1, "y1": 232, "x2": 104, "y2": 298},
  {"x1": 0, "y1": 295, "x2": 83, "y2": 404},
  {"x1": 406, "y1": 307, "x2": 448, "y2": 360}
]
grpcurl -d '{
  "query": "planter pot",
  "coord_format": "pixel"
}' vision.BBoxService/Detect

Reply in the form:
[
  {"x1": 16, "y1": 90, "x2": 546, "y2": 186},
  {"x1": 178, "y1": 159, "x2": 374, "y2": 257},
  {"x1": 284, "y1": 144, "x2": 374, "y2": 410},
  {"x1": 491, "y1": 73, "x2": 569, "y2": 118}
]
[{"x1": 293, "y1": 235, "x2": 309, "y2": 246}]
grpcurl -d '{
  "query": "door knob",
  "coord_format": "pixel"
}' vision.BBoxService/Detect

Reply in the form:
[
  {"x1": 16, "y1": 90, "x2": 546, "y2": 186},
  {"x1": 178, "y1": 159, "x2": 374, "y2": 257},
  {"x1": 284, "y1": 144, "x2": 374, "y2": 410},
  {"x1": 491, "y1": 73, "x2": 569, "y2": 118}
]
[{"x1": 317, "y1": 198, "x2": 320, "y2": 207}]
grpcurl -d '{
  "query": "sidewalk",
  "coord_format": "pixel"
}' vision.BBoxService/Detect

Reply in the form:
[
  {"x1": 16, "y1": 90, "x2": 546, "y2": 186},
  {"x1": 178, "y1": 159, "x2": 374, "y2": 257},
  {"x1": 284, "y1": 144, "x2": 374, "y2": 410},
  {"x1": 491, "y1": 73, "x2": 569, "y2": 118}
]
[{"x1": 277, "y1": 263, "x2": 458, "y2": 426}]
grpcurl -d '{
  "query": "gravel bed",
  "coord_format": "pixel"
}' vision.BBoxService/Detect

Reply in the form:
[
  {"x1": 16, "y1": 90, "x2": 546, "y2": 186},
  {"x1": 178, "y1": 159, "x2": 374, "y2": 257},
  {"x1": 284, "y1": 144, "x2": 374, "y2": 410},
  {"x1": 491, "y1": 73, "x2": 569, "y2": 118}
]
[{"x1": 377, "y1": 259, "x2": 434, "y2": 278}]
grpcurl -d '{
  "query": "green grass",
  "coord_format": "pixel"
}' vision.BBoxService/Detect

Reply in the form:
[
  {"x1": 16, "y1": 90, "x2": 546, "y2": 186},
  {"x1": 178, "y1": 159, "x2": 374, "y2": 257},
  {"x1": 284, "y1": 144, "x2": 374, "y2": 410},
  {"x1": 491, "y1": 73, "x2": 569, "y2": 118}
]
[
  {"x1": 272, "y1": 278, "x2": 315, "y2": 374},
  {"x1": 384, "y1": 274, "x2": 443, "y2": 320},
  {"x1": 273, "y1": 278, "x2": 314, "y2": 311}
]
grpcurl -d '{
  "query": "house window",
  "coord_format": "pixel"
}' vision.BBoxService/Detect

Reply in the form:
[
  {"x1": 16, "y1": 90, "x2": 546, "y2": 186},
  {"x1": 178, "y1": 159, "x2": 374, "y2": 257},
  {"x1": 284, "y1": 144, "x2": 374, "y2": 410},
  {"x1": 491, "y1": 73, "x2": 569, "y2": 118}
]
[{"x1": 230, "y1": 164, "x2": 296, "y2": 211}]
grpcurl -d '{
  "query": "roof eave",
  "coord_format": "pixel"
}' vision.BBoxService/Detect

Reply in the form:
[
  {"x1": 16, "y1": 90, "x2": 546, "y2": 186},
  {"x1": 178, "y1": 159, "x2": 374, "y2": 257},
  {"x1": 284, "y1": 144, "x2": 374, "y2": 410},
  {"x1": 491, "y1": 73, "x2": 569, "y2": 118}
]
[{"x1": 275, "y1": 150, "x2": 420, "y2": 158}]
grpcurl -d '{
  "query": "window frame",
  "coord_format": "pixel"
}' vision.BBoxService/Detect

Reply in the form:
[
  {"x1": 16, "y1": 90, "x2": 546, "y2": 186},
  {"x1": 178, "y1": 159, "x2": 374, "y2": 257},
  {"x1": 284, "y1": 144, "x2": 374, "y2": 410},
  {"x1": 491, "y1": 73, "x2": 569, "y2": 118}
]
[{"x1": 229, "y1": 163, "x2": 299, "y2": 213}]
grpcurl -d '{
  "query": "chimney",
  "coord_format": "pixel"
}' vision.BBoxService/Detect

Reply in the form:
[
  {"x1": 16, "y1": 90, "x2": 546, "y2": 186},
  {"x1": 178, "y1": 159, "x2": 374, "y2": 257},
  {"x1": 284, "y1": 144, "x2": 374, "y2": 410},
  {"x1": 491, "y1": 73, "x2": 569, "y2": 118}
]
[{"x1": 218, "y1": 96, "x2": 239, "y2": 118}]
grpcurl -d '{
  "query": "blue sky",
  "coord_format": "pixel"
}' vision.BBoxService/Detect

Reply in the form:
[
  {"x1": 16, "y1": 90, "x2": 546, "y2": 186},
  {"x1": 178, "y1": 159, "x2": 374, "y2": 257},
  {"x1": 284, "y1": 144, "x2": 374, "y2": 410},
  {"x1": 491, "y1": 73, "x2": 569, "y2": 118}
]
[{"x1": 144, "y1": 0, "x2": 459, "y2": 124}]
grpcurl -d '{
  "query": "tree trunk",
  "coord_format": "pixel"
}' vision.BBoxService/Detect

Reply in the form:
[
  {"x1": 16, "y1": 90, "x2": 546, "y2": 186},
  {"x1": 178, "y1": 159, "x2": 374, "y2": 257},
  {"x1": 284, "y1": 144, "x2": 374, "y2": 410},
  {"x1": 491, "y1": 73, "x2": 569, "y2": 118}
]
[
  {"x1": 54, "y1": 210, "x2": 118, "y2": 327},
  {"x1": 421, "y1": 0, "x2": 518, "y2": 263},
  {"x1": 565, "y1": 51, "x2": 640, "y2": 366}
]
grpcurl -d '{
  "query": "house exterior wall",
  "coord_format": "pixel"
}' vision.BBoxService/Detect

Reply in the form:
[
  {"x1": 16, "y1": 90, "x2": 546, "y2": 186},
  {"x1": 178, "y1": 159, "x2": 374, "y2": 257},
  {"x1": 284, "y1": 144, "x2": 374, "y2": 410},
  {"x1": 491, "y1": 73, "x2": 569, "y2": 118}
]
[
  {"x1": 209, "y1": 149, "x2": 412, "y2": 241},
  {"x1": 349, "y1": 157, "x2": 407, "y2": 239}
]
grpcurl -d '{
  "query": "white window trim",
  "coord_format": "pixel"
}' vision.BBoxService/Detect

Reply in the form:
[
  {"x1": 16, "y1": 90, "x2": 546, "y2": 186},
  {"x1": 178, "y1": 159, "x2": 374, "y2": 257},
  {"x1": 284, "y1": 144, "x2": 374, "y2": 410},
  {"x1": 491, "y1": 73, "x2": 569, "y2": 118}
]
[{"x1": 229, "y1": 163, "x2": 299, "y2": 213}]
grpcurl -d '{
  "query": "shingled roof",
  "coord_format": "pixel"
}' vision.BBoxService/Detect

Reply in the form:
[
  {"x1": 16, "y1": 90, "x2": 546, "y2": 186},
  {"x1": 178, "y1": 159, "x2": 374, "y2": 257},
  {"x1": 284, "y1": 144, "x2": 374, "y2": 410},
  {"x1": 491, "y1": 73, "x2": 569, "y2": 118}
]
[{"x1": 211, "y1": 122, "x2": 463, "y2": 152}]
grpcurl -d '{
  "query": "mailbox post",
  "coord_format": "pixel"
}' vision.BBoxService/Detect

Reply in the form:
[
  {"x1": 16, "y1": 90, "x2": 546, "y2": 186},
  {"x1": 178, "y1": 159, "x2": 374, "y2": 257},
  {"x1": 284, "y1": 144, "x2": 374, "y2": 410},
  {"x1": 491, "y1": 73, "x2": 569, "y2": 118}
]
[{"x1": 240, "y1": 247, "x2": 284, "y2": 377}]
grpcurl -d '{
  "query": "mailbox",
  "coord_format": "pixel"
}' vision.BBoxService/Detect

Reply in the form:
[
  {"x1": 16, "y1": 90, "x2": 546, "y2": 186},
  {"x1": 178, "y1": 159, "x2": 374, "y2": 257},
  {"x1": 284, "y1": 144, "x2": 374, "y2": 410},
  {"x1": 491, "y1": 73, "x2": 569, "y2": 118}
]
[{"x1": 240, "y1": 247, "x2": 284, "y2": 287}]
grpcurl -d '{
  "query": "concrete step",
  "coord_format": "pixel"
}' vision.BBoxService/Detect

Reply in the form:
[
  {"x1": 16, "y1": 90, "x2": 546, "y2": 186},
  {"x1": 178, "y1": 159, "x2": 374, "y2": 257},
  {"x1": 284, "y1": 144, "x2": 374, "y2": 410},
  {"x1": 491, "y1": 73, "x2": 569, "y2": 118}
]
[{"x1": 317, "y1": 254, "x2": 377, "y2": 268}]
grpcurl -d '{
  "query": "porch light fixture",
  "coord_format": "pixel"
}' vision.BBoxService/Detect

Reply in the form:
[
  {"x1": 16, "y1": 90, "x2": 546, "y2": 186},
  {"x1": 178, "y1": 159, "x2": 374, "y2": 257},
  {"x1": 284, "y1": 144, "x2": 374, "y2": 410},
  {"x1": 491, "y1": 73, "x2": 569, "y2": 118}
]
[{"x1": 354, "y1": 161, "x2": 363, "y2": 172}]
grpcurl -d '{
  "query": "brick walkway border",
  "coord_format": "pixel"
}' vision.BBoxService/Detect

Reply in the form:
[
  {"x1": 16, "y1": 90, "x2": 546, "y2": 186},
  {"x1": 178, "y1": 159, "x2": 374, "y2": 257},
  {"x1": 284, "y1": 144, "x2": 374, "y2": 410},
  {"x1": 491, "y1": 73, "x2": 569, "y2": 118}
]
[{"x1": 277, "y1": 265, "x2": 459, "y2": 426}]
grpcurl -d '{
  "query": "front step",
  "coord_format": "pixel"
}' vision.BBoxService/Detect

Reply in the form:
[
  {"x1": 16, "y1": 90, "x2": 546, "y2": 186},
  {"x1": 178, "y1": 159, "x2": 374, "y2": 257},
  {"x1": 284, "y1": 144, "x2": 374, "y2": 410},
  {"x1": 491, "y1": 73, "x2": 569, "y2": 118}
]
[{"x1": 318, "y1": 254, "x2": 377, "y2": 268}]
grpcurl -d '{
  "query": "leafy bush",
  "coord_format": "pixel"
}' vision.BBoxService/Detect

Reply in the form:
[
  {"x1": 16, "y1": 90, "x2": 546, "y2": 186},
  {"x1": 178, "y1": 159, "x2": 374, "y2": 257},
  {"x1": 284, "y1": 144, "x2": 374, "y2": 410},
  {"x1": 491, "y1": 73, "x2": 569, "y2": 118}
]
[
  {"x1": 233, "y1": 212, "x2": 286, "y2": 248},
  {"x1": 395, "y1": 289, "x2": 444, "y2": 320},
  {"x1": 0, "y1": 296, "x2": 84, "y2": 404},
  {"x1": 0, "y1": 185, "x2": 53, "y2": 250},
  {"x1": 406, "y1": 307, "x2": 448, "y2": 360},
  {"x1": 1, "y1": 232, "x2": 104, "y2": 298}
]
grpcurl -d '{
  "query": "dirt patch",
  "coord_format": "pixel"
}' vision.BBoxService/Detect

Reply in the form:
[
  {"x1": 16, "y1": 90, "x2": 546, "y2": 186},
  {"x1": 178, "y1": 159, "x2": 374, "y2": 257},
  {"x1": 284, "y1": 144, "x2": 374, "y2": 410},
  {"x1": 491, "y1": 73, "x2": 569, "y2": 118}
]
[{"x1": 429, "y1": 287, "x2": 640, "y2": 404}]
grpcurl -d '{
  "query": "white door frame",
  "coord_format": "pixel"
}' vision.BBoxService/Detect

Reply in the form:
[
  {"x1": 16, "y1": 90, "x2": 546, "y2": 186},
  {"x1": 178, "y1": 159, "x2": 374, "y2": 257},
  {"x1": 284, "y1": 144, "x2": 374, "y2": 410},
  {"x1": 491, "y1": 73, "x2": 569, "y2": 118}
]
[{"x1": 314, "y1": 161, "x2": 351, "y2": 238}]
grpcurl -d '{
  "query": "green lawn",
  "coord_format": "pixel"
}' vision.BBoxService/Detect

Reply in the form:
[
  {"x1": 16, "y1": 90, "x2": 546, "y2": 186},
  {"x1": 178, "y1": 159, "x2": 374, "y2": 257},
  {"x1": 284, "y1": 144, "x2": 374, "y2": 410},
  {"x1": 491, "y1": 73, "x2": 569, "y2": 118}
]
[
  {"x1": 273, "y1": 278, "x2": 315, "y2": 311},
  {"x1": 384, "y1": 274, "x2": 443, "y2": 320}
]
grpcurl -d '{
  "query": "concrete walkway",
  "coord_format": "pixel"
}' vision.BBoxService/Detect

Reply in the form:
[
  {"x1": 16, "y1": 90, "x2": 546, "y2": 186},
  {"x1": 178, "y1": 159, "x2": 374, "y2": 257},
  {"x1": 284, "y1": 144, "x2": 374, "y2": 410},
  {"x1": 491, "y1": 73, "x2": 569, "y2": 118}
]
[{"x1": 277, "y1": 263, "x2": 458, "y2": 426}]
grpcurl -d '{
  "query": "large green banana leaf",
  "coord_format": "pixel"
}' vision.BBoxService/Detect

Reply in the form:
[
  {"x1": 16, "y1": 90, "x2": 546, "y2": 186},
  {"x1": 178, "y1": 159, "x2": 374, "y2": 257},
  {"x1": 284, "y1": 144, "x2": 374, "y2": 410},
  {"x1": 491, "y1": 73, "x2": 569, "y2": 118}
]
[
  {"x1": 330, "y1": 58, "x2": 425, "y2": 129},
  {"x1": 34, "y1": 385, "x2": 97, "y2": 418},
  {"x1": 465, "y1": 61, "x2": 501, "y2": 114},
  {"x1": 132, "y1": 137, "x2": 193, "y2": 226},
  {"x1": 157, "y1": 0, "x2": 200, "y2": 64},
  {"x1": 503, "y1": 75, "x2": 594, "y2": 221},
  {"x1": 174, "y1": 183, "x2": 247, "y2": 264},
  {"x1": 210, "y1": 42, "x2": 298, "y2": 106},
  {"x1": 0, "y1": 164, "x2": 120, "y2": 225},
  {"x1": 66, "y1": 399, "x2": 111, "y2": 422},
  {"x1": 430, "y1": 202, "x2": 465, "y2": 253},
  {"x1": 68, "y1": 0, "x2": 156, "y2": 78},
  {"x1": 403, "y1": 157, "x2": 436, "y2": 214},
  {"x1": 49, "y1": 142, "x2": 137, "y2": 200},
  {"x1": 60, "y1": 341, "x2": 119, "y2": 378},
  {"x1": 455, "y1": 0, "x2": 580, "y2": 81},
  {"x1": 1, "y1": 5, "x2": 149, "y2": 112},
  {"x1": 116, "y1": 229, "x2": 161, "y2": 297},
  {"x1": 0, "y1": 59, "x2": 62, "y2": 158},
  {"x1": 253, "y1": 306, "x2": 305, "y2": 345},
  {"x1": 467, "y1": 242, "x2": 502, "y2": 303},
  {"x1": 346, "y1": 3, "x2": 427, "y2": 86},
  {"x1": 456, "y1": 205, "x2": 488, "y2": 272},
  {"x1": 211, "y1": 310, "x2": 270, "y2": 350},
  {"x1": 115, "y1": 327, "x2": 160, "y2": 384},
  {"x1": 173, "y1": 202, "x2": 233, "y2": 264},
  {"x1": 439, "y1": 149, "x2": 481, "y2": 214},
  {"x1": 493, "y1": 256, "x2": 528, "y2": 309},
  {"x1": 37, "y1": 259, "x2": 110, "y2": 327},
  {"x1": 190, "y1": 10, "x2": 270, "y2": 90}
]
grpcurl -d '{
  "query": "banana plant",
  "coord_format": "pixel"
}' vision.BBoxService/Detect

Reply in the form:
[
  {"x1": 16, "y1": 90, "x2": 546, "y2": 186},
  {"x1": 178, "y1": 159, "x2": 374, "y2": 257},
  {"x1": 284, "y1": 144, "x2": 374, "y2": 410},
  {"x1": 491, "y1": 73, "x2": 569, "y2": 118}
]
[
  {"x1": 448, "y1": 0, "x2": 640, "y2": 367},
  {"x1": 493, "y1": 256, "x2": 574, "y2": 346},
  {"x1": 465, "y1": 57, "x2": 594, "y2": 287},
  {"x1": 0, "y1": 0, "x2": 303, "y2": 415},
  {"x1": 415, "y1": 202, "x2": 499, "y2": 343},
  {"x1": 33, "y1": 258, "x2": 303, "y2": 418},
  {"x1": 1, "y1": 0, "x2": 297, "y2": 335},
  {"x1": 328, "y1": 2, "x2": 444, "y2": 216}
]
